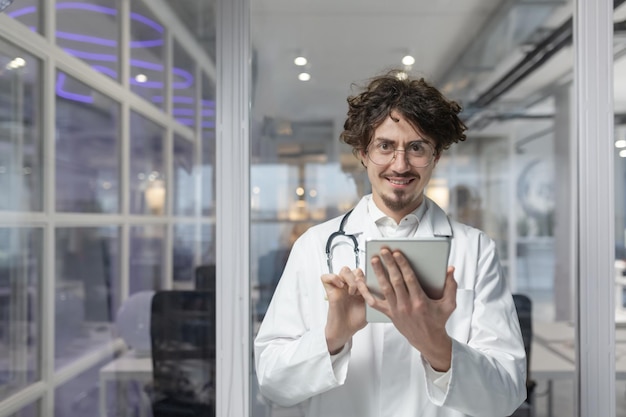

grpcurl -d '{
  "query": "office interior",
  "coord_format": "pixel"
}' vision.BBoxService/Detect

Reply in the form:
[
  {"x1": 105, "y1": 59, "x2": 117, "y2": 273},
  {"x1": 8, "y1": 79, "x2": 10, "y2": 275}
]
[{"x1": 0, "y1": 0, "x2": 623, "y2": 416}]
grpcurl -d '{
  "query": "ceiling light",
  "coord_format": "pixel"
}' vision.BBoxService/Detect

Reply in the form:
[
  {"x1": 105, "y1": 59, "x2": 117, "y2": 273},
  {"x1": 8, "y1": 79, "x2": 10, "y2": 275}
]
[
  {"x1": 294, "y1": 56, "x2": 307, "y2": 66},
  {"x1": 615, "y1": 139, "x2": 626, "y2": 148},
  {"x1": 298, "y1": 72, "x2": 311, "y2": 81},
  {"x1": 620, "y1": 149, "x2": 626, "y2": 158},
  {"x1": 135, "y1": 74, "x2": 148, "y2": 83},
  {"x1": 401, "y1": 54, "x2": 415, "y2": 66}
]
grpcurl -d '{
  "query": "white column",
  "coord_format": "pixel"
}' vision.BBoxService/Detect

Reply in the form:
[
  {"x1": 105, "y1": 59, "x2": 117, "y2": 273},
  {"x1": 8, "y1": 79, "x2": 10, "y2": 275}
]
[
  {"x1": 216, "y1": 0, "x2": 250, "y2": 415},
  {"x1": 575, "y1": 0, "x2": 615, "y2": 416}
]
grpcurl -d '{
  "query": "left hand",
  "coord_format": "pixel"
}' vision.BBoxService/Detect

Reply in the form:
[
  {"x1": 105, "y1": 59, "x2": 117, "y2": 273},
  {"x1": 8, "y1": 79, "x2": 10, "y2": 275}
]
[{"x1": 357, "y1": 247, "x2": 457, "y2": 371}]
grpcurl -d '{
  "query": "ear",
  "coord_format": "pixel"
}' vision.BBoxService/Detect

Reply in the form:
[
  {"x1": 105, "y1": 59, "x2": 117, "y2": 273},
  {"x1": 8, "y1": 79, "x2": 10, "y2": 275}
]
[{"x1": 359, "y1": 149, "x2": 368, "y2": 168}]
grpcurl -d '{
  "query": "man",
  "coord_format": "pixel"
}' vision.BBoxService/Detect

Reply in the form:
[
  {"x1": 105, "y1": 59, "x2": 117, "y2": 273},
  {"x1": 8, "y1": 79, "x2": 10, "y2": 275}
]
[{"x1": 254, "y1": 70, "x2": 526, "y2": 417}]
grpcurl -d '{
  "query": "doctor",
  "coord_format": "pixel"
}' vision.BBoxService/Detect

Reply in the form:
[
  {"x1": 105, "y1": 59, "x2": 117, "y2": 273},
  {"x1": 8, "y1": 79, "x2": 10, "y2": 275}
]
[{"x1": 254, "y1": 70, "x2": 527, "y2": 417}]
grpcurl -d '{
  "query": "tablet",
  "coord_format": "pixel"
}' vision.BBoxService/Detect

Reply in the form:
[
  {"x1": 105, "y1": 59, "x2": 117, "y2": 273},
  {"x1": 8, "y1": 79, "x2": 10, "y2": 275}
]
[{"x1": 364, "y1": 237, "x2": 451, "y2": 322}]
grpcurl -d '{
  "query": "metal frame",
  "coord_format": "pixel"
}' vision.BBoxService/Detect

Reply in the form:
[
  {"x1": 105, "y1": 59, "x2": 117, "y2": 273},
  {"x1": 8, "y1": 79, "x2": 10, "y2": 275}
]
[{"x1": 574, "y1": 0, "x2": 616, "y2": 416}]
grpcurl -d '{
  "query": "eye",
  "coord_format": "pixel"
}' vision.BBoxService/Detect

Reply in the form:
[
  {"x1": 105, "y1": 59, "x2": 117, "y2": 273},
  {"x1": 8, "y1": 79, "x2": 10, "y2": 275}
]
[
  {"x1": 376, "y1": 142, "x2": 393, "y2": 152},
  {"x1": 408, "y1": 141, "x2": 427, "y2": 154}
]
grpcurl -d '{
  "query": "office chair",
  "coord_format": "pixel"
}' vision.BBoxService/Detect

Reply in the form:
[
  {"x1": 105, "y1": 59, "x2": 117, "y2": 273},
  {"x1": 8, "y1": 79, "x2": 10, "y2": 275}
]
[
  {"x1": 195, "y1": 264, "x2": 216, "y2": 292},
  {"x1": 150, "y1": 290, "x2": 215, "y2": 417},
  {"x1": 509, "y1": 293, "x2": 536, "y2": 417}
]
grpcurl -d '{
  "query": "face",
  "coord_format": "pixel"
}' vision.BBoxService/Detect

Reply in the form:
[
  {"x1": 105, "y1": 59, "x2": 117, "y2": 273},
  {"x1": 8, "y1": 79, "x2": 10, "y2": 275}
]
[{"x1": 360, "y1": 111, "x2": 439, "y2": 223}]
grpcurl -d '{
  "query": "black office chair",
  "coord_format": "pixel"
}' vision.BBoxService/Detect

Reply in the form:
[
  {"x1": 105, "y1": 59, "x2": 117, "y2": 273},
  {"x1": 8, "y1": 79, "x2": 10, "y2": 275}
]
[
  {"x1": 509, "y1": 293, "x2": 536, "y2": 417},
  {"x1": 150, "y1": 290, "x2": 216, "y2": 417}
]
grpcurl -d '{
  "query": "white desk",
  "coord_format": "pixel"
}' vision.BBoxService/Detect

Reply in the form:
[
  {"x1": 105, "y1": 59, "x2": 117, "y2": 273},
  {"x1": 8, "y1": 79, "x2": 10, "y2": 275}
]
[
  {"x1": 99, "y1": 353, "x2": 152, "y2": 417},
  {"x1": 530, "y1": 321, "x2": 626, "y2": 416}
]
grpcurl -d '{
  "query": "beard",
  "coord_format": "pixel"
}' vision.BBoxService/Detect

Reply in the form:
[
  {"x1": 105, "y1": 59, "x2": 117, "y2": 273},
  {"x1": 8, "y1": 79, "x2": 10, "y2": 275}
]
[{"x1": 380, "y1": 189, "x2": 418, "y2": 213}]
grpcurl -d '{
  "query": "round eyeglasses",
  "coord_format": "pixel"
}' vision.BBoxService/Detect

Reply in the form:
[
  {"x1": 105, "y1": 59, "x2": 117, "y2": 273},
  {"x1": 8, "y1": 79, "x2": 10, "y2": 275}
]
[{"x1": 366, "y1": 140, "x2": 436, "y2": 168}]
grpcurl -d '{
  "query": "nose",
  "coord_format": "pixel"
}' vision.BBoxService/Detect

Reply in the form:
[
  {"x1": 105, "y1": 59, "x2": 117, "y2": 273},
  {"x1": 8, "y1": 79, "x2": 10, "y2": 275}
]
[{"x1": 390, "y1": 149, "x2": 410, "y2": 171}]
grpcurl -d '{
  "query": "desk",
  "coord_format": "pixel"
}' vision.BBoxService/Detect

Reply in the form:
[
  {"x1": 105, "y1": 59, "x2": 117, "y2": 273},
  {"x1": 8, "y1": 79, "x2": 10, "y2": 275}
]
[
  {"x1": 99, "y1": 353, "x2": 152, "y2": 417},
  {"x1": 530, "y1": 321, "x2": 626, "y2": 416}
]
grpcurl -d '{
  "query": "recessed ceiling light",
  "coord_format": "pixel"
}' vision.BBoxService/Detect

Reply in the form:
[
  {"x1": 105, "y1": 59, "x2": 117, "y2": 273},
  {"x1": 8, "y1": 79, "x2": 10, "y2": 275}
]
[
  {"x1": 135, "y1": 74, "x2": 148, "y2": 83},
  {"x1": 620, "y1": 149, "x2": 626, "y2": 158},
  {"x1": 298, "y1": 72, "x2": 311, "y2": 81},
  {"x1": 294, "y1": 56, "x2": 308, "y2": 66},
  {"x1": 402, "y1": 54, "x2": 415, "y2": 66},
  {"x1": 615, "y1": 139, "x2": 626, "y2": 148}
]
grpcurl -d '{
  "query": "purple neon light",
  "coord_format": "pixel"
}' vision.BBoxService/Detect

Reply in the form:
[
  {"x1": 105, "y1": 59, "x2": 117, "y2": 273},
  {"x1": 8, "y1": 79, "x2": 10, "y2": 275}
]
[
  {"x1": 7, "y1": 5, "x2": 35, "y2": 18},
  {"x1": 57, "y1": 30, "x2": 117, "y2": 47},
  {"x1": 173, "y1": 108, "x2": 216, "y2": 117},
  {"x1": 11, "y1": 2, "x2": 215, "y2": 124},
  {"x1": 10, "y1": 3, "x2": 164, "y2": 48},
  {"x1": 56, "y1": 72, "x2": 93, "y2": 104},
  {"x1": 62, "y1": 47, "x2": 117, "y2": 62},
  {"x1": 91, "y1": 65, "x2": 117, "y2": 79}
]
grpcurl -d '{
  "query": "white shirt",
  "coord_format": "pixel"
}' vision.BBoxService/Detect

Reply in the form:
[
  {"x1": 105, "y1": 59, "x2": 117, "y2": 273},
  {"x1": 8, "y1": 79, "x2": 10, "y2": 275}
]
[{"x1": 254, "y1": 195, "x2": 526, "y2": 417}]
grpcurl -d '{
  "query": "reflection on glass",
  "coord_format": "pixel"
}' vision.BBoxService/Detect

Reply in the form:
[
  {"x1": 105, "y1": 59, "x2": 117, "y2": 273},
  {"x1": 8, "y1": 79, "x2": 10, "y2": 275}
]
[
  {"x1": 4, "y1": 0, "x2": 41, "y2": 35},
  {"x1": 55, "y1": 356, "x2": 134, "y2": 417},
  {"x1": 201, "y1": 72, "x2": 216, "y2": 217},
  {"x1": 55, "y1": 0, "x2": 120, "y2": 81},
  {"x1": 55, "y1": 71, "x2": 120, "y2": 213},
  {"x1": 129, "y1": 225, "x2": 166, "y2": 293},
  {"x1": 173, "y1": 39, "x2": 196, "y2": 129},
  {"x1": 54, "y1": 227, "x2": 119, "y2": 369},
  {"x1": 130, "y1": 0, "x2": 165, "y2": 108},
  {"x1": 130, "y1": 111, "x2": 166, "y2": 215},
  {"x1": 173, "y1": 224, "x2": 195, "y2": 283},
  {"x1": 201, "y1": 224, "x2": 215, "y2": 267},
  {"x1": 0, "y1": 227, "x2": 41, "y2": 402},
  {"x1": 9, "y1": 401, "x2": 39, "y2": 417},
  {"x1": 249, "y1": 0, "x2": 575, "y2": 415},
  {"x1": 0, "y1": 40, "x2": 42, "y2": 212},
  {"x1": 173, "y1": 135, "x2": 195, "y2": 216}
]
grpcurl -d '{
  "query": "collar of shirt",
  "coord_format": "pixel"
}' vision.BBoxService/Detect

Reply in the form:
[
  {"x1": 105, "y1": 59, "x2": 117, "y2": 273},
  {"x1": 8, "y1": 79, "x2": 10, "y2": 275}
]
[{"x1": 367, "y1": 196, "x2": 426, "y2": 237}]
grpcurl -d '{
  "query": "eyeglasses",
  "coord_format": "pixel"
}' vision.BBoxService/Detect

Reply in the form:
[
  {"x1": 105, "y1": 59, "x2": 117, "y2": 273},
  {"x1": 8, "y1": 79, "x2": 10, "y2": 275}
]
[{"x1": 366, "y1": 140, "x2": 436, "y2": 168}]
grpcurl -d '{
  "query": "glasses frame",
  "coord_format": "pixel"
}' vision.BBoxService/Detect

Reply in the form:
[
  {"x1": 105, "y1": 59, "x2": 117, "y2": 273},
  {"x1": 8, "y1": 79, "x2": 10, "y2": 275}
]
[{"x1": 365, "y1": 140, "x2": 436, "y2": 168}]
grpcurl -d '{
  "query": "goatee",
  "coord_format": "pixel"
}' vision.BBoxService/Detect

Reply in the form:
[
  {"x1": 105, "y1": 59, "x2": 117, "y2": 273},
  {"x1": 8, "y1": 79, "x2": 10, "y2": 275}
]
[{"x1": 381, "y1": 190, "x2": 413, "y2": 212}]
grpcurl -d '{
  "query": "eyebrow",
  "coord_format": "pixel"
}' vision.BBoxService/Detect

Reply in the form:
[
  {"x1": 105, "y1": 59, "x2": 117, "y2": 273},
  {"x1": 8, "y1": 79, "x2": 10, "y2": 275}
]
[{"x1": 372, "y1": 137, "x2": 432, "y2": 146}]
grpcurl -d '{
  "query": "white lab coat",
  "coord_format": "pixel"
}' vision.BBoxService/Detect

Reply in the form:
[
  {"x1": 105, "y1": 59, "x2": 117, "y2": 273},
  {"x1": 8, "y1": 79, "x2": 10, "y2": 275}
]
[{"x1": 254, "y1": 195, "x2": 526, "y2": 417}]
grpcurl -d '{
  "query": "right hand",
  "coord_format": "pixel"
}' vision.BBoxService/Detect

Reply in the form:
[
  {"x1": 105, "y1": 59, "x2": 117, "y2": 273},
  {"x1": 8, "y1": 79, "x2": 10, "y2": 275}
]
[{"x1": 321, "y1": 267, "x2": 367, "y2": 354}]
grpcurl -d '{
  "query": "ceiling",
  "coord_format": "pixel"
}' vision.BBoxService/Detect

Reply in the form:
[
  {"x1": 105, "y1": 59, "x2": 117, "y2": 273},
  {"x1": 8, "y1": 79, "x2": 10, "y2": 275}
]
[
  {"x1": 163, "y1": 0, "x2": 626, "y2": 131},
  {"x1": 247, "y1": 0, "x2": 575, "y2": 125}
]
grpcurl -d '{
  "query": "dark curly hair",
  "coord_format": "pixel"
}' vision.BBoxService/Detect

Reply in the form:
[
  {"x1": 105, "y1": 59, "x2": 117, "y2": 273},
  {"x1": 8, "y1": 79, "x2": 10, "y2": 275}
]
[{"x1": 340, "y1": 70, "x2": 467, "y2": 157}]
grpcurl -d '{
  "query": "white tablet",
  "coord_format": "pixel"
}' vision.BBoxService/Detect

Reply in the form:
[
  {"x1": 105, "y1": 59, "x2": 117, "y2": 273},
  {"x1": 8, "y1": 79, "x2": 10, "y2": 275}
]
[{"x1": 364, "y1": 237, "x2": 451, "y2": 322}]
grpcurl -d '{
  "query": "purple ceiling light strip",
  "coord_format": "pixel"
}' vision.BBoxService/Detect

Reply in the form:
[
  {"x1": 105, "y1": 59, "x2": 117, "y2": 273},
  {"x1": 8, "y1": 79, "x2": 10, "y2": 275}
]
[
  {"x1": 10, "y1": 2, "x2": 213, "y2": 118},
  {"x1": 56, "y1": 72, "x2": 93, "y2": 103}
]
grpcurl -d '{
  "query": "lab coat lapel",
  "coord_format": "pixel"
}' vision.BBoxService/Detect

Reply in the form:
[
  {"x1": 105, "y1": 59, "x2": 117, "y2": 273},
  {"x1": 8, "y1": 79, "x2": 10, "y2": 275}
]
[{"x1": 415, "y1": 197, "x2": 453, "y2": 238}]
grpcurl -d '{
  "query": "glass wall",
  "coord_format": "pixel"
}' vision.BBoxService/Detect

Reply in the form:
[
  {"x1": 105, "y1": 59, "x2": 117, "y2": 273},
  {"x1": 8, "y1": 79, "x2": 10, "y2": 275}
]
[
  {"x1": 0, "y1": 0, "x2": 216, "y2": 415},
  {"x1": 249, "y1": 1, "x2": 576, "y2": 416}
]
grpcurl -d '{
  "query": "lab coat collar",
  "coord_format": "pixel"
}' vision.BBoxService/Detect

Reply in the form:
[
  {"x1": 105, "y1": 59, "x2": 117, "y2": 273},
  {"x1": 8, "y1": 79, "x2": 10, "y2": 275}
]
[{"x1": 342, "y1": 194, "x2": 453, "y2": 238}]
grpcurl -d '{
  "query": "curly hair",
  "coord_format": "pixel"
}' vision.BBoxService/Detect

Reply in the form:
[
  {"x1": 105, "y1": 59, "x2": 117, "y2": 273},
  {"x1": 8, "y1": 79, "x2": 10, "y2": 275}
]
[{"x1": 340, "y1": 70, "x2": 467, "y2": 156}]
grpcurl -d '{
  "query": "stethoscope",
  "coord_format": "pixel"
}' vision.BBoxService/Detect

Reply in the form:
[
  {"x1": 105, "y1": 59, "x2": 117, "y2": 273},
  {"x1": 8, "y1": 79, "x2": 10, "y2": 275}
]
[
  {"x1": 325, "y1": 206, "x2": 453, "y2": 274},
  {"x1": 325, "y1": 209, "x2": 359, "y2": 274}
]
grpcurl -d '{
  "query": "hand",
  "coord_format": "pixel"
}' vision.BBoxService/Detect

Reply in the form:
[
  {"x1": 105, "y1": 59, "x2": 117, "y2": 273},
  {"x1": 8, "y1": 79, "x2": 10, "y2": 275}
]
[
  {"x1": 321, "y1": 267, "x2": 367, "y2": 354},
  {"x1": 357, "y1": 248, "x2": 457, "y2": 371}
]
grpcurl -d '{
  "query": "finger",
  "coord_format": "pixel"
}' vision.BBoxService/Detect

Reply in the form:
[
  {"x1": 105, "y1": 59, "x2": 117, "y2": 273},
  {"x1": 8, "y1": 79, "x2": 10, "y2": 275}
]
[
  {"x1": 370, "y1": 254, "x2": 395, "y2": 304},
  {"x1": 355, "y1": 268, "x2": 390, "y2": 315},
  {"x1": 380, "y1": 248, "x2": 409, "y2": 301},
  {"x1": 392, "y1": 249, "x2": 426, "y2": 299},
  {"x1": 320, "y1": 273, "x2": 345, "y2": 290},
  {"x1": 338, "y1": 266, "x2": 359, "y2": 295},
  {"x1": 442, "y1": 266, "x2": 458, "y2": 300}
]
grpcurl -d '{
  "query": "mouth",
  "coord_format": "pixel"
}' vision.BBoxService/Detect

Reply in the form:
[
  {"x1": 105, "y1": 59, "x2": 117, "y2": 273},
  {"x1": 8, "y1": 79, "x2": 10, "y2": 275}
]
[{"x1": 386, "y1": 177, "x2": 414, "y2": 187}]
